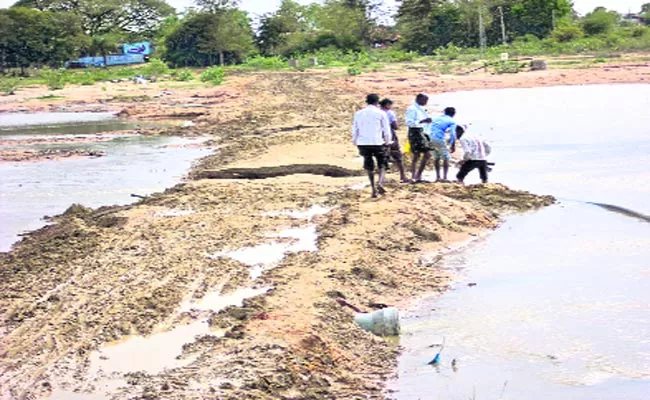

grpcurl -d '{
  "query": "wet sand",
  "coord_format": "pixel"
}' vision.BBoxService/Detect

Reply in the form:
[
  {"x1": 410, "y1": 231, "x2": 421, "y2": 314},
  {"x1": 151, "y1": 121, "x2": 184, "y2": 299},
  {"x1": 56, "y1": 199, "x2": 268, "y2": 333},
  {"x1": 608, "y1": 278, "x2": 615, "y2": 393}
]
[{"x1": 1, "y1": 61, "x2": 647, "y2": 399}]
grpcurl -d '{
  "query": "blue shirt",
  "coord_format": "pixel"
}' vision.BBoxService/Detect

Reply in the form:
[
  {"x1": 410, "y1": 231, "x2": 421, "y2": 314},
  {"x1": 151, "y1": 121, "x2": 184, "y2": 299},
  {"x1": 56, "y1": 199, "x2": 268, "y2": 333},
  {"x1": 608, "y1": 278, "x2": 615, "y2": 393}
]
[
  {"x1": 405, "y1": 103, "x2": 429, "y2": 129},
  {"x1": 429, "y1": 115, "x2": 457, "y2": 147}
]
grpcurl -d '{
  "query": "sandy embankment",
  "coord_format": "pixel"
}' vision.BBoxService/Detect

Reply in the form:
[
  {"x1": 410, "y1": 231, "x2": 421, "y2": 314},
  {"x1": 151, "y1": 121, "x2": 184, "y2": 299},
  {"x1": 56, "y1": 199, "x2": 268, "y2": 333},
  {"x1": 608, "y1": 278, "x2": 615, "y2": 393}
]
[{"x1": 1, "y1": 62, "x2": 647, "y2": 399}]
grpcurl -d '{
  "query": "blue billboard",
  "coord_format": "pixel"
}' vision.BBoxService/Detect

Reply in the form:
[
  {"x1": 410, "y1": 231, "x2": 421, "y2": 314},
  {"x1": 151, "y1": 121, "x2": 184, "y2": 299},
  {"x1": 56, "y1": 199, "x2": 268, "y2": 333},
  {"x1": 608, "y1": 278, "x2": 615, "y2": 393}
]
[{"x1": 123, "y1": 42, "x2": 152, "y2": 56}]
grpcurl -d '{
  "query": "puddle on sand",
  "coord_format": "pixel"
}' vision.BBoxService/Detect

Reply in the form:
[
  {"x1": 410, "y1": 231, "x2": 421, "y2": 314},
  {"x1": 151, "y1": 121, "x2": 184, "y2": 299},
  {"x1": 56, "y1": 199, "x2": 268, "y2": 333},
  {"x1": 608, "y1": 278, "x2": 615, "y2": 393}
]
[
  {"x1": 89, "y1": 320, "x2": 215, "y2": 375},
  {"x1": 89, "y1": 285, "x2": 272, "y2": 377},
  {"x1": 209, "y1": 225, "x2": 319, "y2": 280}
]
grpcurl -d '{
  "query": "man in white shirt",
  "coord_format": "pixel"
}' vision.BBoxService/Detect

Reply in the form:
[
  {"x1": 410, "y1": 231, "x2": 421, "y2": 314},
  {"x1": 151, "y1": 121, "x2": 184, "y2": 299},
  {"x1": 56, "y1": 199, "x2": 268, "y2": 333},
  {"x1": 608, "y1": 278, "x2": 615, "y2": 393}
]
[
  {"x1": 352, "y1": 93, "x2": 392, "y2": 198},
  {"x1": 405, "y1": 93, "x2": 433, "y2": 182},
  {"x1": 455, "y1": 125, "x2": 492, "y2": 184}
]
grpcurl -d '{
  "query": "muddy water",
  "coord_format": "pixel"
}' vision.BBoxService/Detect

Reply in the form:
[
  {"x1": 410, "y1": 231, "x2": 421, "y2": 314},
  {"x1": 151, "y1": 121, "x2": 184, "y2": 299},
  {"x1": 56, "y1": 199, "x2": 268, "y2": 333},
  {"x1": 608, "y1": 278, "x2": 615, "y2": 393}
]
[
  {"x1": 0, "y1": 113, "x2": 209, "y2": 251},
  {"x1": 393, "y1": 85, "x2": 650, "y2": 399}
]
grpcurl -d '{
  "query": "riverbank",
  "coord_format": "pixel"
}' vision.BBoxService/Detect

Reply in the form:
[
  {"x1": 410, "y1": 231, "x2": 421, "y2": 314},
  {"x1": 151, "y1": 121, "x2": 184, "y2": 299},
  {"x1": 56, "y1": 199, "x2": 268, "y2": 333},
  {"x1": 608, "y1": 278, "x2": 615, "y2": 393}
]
[{"x1": 2, "y1": 62, "x2": 646, "y2": 399}]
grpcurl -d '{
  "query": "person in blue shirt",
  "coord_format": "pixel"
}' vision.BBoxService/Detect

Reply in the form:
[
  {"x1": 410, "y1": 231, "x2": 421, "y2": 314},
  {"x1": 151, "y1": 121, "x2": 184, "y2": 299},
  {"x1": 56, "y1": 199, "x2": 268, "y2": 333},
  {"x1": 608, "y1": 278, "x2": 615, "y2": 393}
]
[{"x1": 429, "y1": 107, "x2": 457, "y2": 182}]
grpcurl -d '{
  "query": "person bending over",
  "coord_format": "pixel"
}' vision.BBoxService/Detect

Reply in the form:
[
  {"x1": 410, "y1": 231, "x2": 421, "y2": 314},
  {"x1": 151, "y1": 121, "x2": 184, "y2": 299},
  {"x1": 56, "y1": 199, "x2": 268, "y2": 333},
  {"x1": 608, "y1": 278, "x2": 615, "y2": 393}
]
[
  {"x1": 380, "y1": 98, "x2": 408, "y2": 183},
  {"x1": 429, "y1": 107, "x2": 458, "y2": 182},
  {"x1": 456, "y1": 125, "x2": 492, "y2": 184},
  {"x1": 405, "y1": 93, "x2": 432, "y2": 182},
  {"x1": 352, "y1": 93, "x2": 392, "y2": 198}
]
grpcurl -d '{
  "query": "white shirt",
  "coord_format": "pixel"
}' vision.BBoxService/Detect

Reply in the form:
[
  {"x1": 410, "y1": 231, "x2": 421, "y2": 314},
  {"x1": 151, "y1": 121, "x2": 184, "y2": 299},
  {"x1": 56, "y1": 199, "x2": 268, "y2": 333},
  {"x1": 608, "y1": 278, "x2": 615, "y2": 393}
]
[
  {"x1": 352, "y1": 105, "x2": 392, "y2": 146},
  {"x1": 405, "y1": 102, "x2": 430, "y2": 129},
  {"x1": 460, "y1": 133, "x2": 492, "y2": 161}
]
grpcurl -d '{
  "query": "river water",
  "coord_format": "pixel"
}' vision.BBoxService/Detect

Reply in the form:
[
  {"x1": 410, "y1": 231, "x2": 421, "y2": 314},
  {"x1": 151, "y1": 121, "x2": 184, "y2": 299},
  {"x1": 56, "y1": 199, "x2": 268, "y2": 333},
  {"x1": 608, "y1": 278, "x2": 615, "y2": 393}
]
[
  {"x1": 0, "y1": 113, "x2": 210, "y2": 251},
  {"x1": 393, "y1": 84, "x2": 650, "y2": 400}
]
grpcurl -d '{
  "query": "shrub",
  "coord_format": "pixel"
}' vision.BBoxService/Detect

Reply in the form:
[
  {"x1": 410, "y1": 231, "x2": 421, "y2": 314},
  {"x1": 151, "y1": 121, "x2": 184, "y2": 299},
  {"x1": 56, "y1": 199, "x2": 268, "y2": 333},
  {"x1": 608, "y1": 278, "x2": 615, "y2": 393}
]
[
  {"x1": 173, "y1": 69, "x2": 194, "y2": 81},
  {"x1": 582, "y1": 9, "x2": 619, "y2": 36},
  {"x1": 142, "y1": 59, "x2": 170, "y2": 77},
  {"x1": 436, "y1": 43, "x2": 462, "y2": 61},
  {"x1": 200, "y1": 66, "x2": 225, "y2": 85},
  {"x1": 347, "y1": 65, "x2": 362, "y2": 76},
  {"x1": 243, "y1": 55, "x2": 286, "y2": 70},
  {"x1": 0, "y1": 78, "x2": 19, "y2": 95},
  {"x1": 40, "y1": 68, "x2": 68, "y2": 90},
  {"x1": 552, "y1": 25, "x2": 584, "y2": 43},
  {"x1": 493, "y1": 61, "x2": 520, "y2": 74},
  {"x1": 78, "y1": 71, "x2": 96, "y2": 85},
  {"x1": 630, "y1": 26, "x2": 649, "y2": 38}
]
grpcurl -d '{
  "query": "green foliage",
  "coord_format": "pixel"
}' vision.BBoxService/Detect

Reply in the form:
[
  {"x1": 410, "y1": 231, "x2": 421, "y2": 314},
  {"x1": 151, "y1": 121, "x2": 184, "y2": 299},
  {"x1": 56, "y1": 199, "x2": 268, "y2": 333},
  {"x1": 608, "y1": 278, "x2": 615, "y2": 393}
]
[
  {"x1": 172, "y1": 69, "x2": 194, "y2": 81},
  {"x1": 492, "y1": 60, "x2": 521, "y2": 74},
  {"x1": 0, "y1": 8, "x2": 88, "y2": 70},
  {"x1": 40, "y1": 68, "x2": 68, "y2": 90},
  {"x1": 243, "y1": 55, "x2": 287, "y2": 70},
  {"x1": 582, "y1": 8, "x2": 620, "y2": 36},
  {"x1": 200, "y1": 66, "x2": 225, "y2": 85},
  {"x1": 347, "y1": 65, "x2": 362, "y2": 76},
  {"x1": 552, "y1": 25, "x2": 585, "y2": 43},
  {"x1": 165, "y1": 10, "x2": 254, "y2": 67},
  {"x1": 13, "y1": 0, "x2": 175, "y2": 36},
  {"x1": 78, "y1": 71, "x2": 96, "y2": 85},
  {"x1": 0, "y1": 78, "x2": 19, "y2": 95},
  {"x1": 141, "y1": 59, "x2": 170, "y2": 76},
  {"x1": 257, "y1": 0, "x2": 372, "y2": 57}
]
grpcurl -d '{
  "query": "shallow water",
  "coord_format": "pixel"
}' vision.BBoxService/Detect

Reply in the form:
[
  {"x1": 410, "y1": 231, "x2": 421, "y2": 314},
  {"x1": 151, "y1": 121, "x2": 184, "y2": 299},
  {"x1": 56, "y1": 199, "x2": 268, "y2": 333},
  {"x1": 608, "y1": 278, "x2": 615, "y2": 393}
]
[
  {"x1": 0, "y1": 113, "x2": 209, "y2": 251},
  {"x1": 393, "y1": 84, "x2": 650, "y2": 399},
  {"x1": 210, "y1": 225, "x2": 320, "y2": 280}
]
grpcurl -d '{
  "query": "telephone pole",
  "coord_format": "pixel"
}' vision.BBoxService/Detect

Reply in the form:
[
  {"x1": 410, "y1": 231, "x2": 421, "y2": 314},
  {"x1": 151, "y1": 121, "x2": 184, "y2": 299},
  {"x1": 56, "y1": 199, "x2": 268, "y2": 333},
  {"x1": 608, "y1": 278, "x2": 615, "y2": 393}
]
[
  {"x1": 498, "y1": 6, "x2": 507, "y2": 44},
  {"x1": 552, "y1": 9, "x2": 557, "y2": 30},
  {"x1": 479, "y1": 7, "x2": 487, "y2": 54}
]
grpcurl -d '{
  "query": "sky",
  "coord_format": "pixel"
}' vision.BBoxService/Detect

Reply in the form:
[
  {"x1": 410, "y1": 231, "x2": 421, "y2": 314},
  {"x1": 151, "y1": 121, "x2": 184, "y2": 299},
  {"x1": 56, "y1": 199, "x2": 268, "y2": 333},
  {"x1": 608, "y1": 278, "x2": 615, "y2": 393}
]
[{"x1": 0, "y1": 0, "x2": 647, "y2": 17}]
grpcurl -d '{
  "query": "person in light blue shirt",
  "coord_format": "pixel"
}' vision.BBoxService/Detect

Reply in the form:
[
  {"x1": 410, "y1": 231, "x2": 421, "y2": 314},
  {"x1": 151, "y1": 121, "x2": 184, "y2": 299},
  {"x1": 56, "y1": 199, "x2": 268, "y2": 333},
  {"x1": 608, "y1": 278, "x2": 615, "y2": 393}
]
[
  {"x1": 405, "y1": 94, "x2": 433, "y2": 182},
  {"x1": 428, "y1": 107, "x2": 457, "y2": 182}
]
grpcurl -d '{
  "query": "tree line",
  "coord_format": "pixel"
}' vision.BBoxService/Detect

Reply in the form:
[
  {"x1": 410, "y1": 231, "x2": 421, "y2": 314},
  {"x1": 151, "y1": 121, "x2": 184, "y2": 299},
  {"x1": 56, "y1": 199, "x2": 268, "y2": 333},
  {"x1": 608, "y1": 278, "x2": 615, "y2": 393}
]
[{"x1": 1, "y1": 0, "x2": 650, "y2": 73}]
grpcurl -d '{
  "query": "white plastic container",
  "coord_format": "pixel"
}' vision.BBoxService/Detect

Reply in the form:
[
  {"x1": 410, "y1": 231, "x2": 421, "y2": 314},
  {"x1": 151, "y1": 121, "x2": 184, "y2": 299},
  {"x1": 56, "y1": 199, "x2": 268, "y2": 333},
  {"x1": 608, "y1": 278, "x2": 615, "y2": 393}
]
[{"x1": 354, "y1": 307, "x2": 400, "y2": 337}]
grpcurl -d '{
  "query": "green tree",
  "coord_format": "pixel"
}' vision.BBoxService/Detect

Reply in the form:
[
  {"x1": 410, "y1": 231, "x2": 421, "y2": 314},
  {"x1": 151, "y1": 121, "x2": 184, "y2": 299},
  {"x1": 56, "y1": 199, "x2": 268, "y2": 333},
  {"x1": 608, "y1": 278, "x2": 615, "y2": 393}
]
[
  {"x1": 0, "y1": 7, "x2": 88, "y2": 73},
  {"x1": 164, "y1": 10, "x2": 254, "y2": 67},
  {"x1": 12, "y1": 0, "x2": 175, "y2": 36},
  {"x1": 582, "y1": 7, "x2": 620, "y2": 35},
  {"x1": 88, "y1": 33, "x2": 121, "y2": 67},
  {"x1": 257, "y1": 0, "x2": 309, "y2": 55}
]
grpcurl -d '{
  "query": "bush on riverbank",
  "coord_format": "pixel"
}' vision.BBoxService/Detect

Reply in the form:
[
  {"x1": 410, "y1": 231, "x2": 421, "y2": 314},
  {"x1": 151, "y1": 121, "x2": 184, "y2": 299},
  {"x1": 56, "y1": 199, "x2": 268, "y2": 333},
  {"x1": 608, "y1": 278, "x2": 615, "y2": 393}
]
[{"x1": 200, "y1": 66, "x2": 225, "y2": 85}]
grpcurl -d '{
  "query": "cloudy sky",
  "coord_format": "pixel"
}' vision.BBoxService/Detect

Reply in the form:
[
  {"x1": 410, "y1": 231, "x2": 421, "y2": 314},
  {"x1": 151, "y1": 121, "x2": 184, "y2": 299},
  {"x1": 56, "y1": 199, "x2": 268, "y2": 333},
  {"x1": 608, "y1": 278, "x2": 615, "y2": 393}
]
[{"x1": 0, "y1": 0, "x2": 647, "y2": 17}]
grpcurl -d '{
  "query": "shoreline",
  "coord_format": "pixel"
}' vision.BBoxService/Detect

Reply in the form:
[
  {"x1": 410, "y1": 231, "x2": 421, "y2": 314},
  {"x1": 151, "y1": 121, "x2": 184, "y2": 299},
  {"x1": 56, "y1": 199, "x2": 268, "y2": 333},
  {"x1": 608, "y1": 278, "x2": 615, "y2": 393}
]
[{"x1": 0, "y1": 63, "x2": 646, "y2": 399}]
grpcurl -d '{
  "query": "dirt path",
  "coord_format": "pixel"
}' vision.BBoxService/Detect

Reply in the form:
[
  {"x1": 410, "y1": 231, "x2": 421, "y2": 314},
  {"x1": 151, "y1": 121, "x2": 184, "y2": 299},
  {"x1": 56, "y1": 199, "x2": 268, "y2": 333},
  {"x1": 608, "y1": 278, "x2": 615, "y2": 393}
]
[{"x1": 3, "y1": 63, "x2": 644, "y2": 399}]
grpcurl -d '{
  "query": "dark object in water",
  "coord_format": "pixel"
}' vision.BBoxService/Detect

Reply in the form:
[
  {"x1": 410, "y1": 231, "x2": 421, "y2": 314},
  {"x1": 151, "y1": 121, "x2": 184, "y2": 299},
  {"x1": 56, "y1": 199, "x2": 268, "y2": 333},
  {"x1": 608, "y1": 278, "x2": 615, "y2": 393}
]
[
  {"x1": 428, "y1": 337, "x2": 446, "y2": 365},
  {"x1": 588, "y1": 202, "x2": 650, "y2": 223}
]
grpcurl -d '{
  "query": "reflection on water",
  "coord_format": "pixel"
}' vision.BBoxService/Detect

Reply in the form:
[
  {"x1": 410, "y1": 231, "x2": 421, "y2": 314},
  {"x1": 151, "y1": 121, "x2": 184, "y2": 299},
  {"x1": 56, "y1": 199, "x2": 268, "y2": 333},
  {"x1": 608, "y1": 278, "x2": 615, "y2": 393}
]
[
  {"x1": 430, "y1": 84, "x2": 650, "y2": 215},
  {"x1": 0, "y1": 133, "x2": 209, "y2": 251},
  {"x1": 0, "y1": 112, "x2": 117, "y2": 128},
  {"x1": 394, "y1": 85, "x2": 650, "y2": 400},
  {"x1": 394, "y1": 205, "x2": 650, "y2": 400}
]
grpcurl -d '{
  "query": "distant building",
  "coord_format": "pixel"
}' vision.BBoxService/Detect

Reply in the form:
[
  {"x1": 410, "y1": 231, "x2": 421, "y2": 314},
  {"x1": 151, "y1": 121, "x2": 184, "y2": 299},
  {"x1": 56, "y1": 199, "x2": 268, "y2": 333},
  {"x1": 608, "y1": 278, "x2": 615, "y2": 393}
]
[
  {"x1": 623, "y1": 13, "x2": 643, "y2": 24},
  {"x1": 66, "y1": 42, "x2": 154, "y2": 68}
]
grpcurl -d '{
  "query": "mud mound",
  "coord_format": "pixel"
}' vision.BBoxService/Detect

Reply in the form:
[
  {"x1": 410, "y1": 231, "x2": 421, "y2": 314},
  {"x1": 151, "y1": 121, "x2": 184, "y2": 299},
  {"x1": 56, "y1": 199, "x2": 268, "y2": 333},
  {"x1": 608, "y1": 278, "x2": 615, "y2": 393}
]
[{"x1": 195, "y1": 164, "x2": 364, "y2": 180}]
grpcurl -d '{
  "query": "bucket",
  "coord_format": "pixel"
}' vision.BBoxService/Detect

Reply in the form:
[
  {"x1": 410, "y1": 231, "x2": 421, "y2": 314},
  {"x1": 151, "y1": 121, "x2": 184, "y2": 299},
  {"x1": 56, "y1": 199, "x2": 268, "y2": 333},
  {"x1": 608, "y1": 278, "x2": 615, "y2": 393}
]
[{"x1": 354, "y1": 307, "x2": 400, "y2": 337}]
